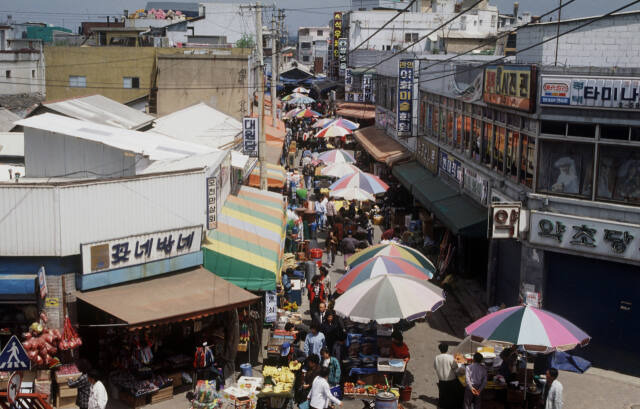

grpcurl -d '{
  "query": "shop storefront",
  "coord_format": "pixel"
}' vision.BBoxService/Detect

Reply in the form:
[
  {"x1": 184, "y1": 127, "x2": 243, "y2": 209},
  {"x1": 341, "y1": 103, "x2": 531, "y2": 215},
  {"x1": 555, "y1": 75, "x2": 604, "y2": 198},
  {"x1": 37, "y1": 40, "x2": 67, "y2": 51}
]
[
  {"x1": 352, "y1": 126, "x2": 410, "y2": 178},
  {"x1": 74, "y1": 267, "x2": 259, "y2": 406}
]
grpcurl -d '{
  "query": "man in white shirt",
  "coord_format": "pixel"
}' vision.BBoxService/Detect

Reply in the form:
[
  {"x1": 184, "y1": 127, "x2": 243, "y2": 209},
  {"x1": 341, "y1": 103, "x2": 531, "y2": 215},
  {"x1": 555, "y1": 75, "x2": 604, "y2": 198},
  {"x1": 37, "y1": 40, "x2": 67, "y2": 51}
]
[
  {"x1": 308, "y1": 367, "x2": 342, "y2": 409},
  {"x1": 544, "y1": 368, "x2": 563, "y2": 409},
  {"x1": 87, "y1": 370, "x2": 108, "y2": 409},
  {"x1": 434, "y1": 343, "x2": 459, "y2": 409}
]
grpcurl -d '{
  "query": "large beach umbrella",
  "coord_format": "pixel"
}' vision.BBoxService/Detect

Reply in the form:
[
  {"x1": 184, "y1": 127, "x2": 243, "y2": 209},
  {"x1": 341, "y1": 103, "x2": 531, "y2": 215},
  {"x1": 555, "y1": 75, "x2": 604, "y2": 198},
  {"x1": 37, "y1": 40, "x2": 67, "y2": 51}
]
[
  {"x1": 329, "y1": 187, "x2": 374, "y2": 201},
  {"x1": 347, "y1": 242, "x2": 437, "y2": 273},
  {"x1": 318, "y1": 149, "x2": 355, "y2": 164},
  {"x1": 327, "y1": 117, "x2": 360, "y2": 130},
  {"x1": 320, "y1": 163, "x2": 361, "y2": 178},
  {"x1": 285, "y1": 107, "x2": 303, "y2": 118},
  {"x1": 296, "y1": 108, "x2": 322, "y2": 118},
  {"x1": 283, "y1": 92, "x2": 305, "y2": 101},
  {"x1": 465, "y1": 305, "x2": 591, "y2": 352},
  {"x1": 312, "y1": 118, "x2": 336, "y2": 128},
  {"x1": 329, "y1": 171, "x2": 389, "y2": 196},
  {"x1": 334, "y1": 275, "x2": 445, "y2": 324},
  {"x1": 315, "y1": 125, "x2": 352, "y2": 138},
  {"x1": 293, "y1": 86, "x2": 310, "y2": 93},
  {"x1": 335, "y1": 255, "x2": 434, "y2": 294},
  {"x1": 289, "y1": 95, "x2": 316, "y2": 105}
]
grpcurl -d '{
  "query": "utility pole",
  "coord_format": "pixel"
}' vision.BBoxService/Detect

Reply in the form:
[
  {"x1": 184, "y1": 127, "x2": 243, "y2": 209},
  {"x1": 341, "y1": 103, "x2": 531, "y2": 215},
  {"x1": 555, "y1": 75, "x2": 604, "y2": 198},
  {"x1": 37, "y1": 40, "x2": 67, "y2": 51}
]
[
  {"x1": 255, "y1": 3, "x2": 267, "y2": 190},
  {"x1": 554, "y1": 0, "x2": 562, "y2": 66},
  {"x1": 271, "y1": 7, "x2": 277, "y2": 127}
]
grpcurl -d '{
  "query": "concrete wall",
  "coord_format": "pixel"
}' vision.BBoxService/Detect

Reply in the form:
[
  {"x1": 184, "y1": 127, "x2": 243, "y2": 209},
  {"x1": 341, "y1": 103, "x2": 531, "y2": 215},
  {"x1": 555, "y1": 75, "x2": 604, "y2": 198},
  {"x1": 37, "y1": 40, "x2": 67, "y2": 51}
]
[
  {"x1": 445, "y1": 37, "x2": 495, "y2": 54},
  {"x1": 156, "y1": 54, "x2": 250, "y2": 119},
  {"x1": 44, "y1": 46, "x2": 157, "y2": 103},
  {"x1": 516, "y1": 11, "x2": 640, "y2": 68},
  {"x1": 0, "y1": 51, "x2": 45, "y2": 95},
  {"x1": 192, "y1": 3, "x2": 257, "y2": 45}
]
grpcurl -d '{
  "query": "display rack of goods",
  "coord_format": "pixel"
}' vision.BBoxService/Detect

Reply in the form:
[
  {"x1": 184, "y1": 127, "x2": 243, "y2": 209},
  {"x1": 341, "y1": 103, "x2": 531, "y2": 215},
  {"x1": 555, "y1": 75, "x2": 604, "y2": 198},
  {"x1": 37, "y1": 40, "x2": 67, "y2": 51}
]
[{"x1": 260, "y1": 366, "x2": 296, "y2": 396}]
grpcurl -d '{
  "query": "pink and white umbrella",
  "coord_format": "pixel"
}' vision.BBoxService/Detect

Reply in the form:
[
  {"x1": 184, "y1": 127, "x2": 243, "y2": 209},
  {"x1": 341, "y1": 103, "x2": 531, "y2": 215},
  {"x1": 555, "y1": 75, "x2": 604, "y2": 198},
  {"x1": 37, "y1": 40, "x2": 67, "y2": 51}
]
[
  {"x1": 320, "y1": 163, "x2": 361, "y2": 178},
  {"x1": 312, "y1": 118, "x2": 336, "y2": 128},
  {"x1": 292, "y1": 86, "x2": 310, "y2": 94},
  {"x1": 317, "y1": 149, "x2": 355, "y2": 164},
  {"x1": 329, "y1": 171, "x2": 389, "y2": 195},
  {"x1": 285, "y1": 107, "x2": 303, "y2": 118},
  {"x1": 328, "y1": 117, "x2": 360, "y2": 130},
  {"x1": 315, "y1": 124, "x2": 352, "y2": 138}
]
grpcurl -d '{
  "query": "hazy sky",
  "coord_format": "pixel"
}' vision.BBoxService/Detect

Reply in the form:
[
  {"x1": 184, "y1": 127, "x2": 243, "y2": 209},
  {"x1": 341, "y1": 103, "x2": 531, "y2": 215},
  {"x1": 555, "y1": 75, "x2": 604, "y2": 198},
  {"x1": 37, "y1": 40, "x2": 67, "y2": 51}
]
[{"x1": 1, "y1": 0, "x2": 639, "y2": 33}]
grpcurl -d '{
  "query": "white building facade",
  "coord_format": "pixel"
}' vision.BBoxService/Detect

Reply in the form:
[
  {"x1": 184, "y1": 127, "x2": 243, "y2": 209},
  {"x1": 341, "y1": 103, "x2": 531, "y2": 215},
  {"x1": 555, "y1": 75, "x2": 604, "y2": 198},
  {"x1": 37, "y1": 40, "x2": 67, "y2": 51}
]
[
  {"x1": 297, "y1": 26, "x2": 330, "y2": 70},
  {"x1": 0, "y1": 25, "x2": 45, "y2": 96}
]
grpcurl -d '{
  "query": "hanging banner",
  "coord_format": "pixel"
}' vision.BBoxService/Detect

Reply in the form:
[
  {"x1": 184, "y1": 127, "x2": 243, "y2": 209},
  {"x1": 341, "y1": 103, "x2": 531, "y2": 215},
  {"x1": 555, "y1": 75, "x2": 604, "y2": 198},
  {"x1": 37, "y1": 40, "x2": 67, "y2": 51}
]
[
  {"x1": 332, "y1": 12, "x2": 343, "y2": 79},
  {"x1": 363, "y1": 74, "x2": 373, "y2": 102},
  {"x1": 207, "y1": 176, "x2": 217, "y2": 230},
  {"x1": 345, "y1": 68, "x2": 353, "y2": 92},
  {"x1": 397, "y1": 59, "x2": 414, "y2": 136},
  {"x1": 449, "y1": 72, "x2": 483, "y2": 102},
  {"x1": 242, "y1": 117, "x2": 258, "y2": 158},
  {"x1": 37, "y1": 266, "x2": 47, "y2": 299},
  {"x1": 439, "y1": 151, "x2": 463, "y2": 185},
  {"x1": 540, "y1": 75, "x2": 640, "y2": 110},
  {"x1": 483, "y1": 64, "x2": 536, "y2": 112},
  {"x1": 265, "y1": 290, "x2": 277, "y2": 323}
]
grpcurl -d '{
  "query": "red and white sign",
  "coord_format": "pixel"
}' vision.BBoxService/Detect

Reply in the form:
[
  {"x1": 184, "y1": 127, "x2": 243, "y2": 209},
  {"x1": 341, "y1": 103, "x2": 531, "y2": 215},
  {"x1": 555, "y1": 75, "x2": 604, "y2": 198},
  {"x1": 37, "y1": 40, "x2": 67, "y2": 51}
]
[
  {"x1": 491, "y1": 203, "x2": 522, "y2": 239},
  {"x1": 8, "y1": 372, "x2": 22, "y2": 404}
]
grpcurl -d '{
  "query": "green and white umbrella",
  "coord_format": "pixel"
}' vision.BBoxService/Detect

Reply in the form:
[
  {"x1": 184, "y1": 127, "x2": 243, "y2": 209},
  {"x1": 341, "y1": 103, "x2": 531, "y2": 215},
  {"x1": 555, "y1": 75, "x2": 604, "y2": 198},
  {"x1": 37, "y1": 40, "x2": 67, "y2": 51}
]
[{"x1": 334, "y1": 275, "x2": 445, "y2": 324}]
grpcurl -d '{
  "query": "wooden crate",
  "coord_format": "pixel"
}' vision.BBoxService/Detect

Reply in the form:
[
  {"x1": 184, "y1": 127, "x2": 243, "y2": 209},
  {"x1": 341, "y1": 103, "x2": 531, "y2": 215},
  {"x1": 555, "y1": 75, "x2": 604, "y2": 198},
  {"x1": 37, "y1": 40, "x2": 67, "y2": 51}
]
[
  {"x1": 119, "y1": 391, "x2": 149, "y2": 408},
  {"x1": 58, "y1": 384, "x2": 78, "y2": 398},
  {"x1": 56, "y1": 372, "x2": 81, "y2": 384},
  {"x1": 151, "y1": 386, "x2": 174, "y2": 404},
  {"x1": 168, "y1": 371, "x2": 183, "y2": 387},
  {"x1": 56, "y1": 395, "x2": 76, "y2": 408}
]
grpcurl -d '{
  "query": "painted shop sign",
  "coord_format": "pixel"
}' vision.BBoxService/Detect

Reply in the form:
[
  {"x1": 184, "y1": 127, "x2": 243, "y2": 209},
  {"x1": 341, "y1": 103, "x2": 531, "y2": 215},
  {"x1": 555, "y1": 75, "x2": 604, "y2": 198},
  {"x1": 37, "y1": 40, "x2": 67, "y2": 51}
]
[
  {"x1": 363, "y1": 74, "x2": 373, "y2": 103},
  {"x1": 416, "y1": 138, "x2": 439, "y2": 174},
  {"x1": 242, "y1": 117, "x2": 258, "y2": 158},
  {"x1": 483, "y1": 64, "x2": 536, "y2": 112},
  {"x1": 206, "y1": 176, "x2": 218, "y2": 230},
  {"x1": 397, "y1": 59, "x2": 414, "y2": 136},
  {"x1": 81, "y1": 226, "x2": 203, "y2": 275},
  {"x1": 540, "y1": 75, "x2": 640, "y2": 110},
  {"x1": 338, "y1": 38, "x2": 348, "y2": 76},
  {"x1": 529, "y1": 211, "x2": 640, "y2": 261},
  {"x1": 345, "y1": 68, "x2": 353, "y2": 91},
  {"x1": 463, "y1": 167, "x2": 489, "y2": 206},
  {"x1": 439, "y1": 150, "x2": 463, "y2": 185}
]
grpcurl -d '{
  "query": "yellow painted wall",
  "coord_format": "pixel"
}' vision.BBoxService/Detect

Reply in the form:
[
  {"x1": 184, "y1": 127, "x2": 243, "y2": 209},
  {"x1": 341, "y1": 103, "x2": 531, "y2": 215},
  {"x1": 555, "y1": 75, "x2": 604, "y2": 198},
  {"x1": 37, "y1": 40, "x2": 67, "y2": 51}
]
[{"x1": 156, "y1": 53, "x2": 250, "y2": 120}]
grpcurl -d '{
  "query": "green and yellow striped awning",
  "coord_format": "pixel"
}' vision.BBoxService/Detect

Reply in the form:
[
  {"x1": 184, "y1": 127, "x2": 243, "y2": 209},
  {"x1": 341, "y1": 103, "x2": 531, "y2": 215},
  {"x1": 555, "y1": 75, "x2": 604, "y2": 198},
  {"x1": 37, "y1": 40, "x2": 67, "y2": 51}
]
[{"x1": 203, "y1": 186, "x2": 286, "y2": 291}]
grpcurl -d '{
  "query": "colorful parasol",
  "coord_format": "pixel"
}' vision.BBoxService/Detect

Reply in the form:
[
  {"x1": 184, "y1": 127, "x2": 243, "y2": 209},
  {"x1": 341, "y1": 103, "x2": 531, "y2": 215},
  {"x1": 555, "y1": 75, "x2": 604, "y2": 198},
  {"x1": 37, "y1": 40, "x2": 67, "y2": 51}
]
[
  {"x1": 296, "y1": 108, "x2": 322, "y2": 118},
  {"x1": 312, "y1": 118, "x2": 336, "y2": 128},
  {"x1": 334, "y1": 275, "x2": 445, "y2": 324},
  {"x1": 292, "y1": 86, "x2": 310, "y2": 93},
  {"x1": 465, "y1": 305, "x2": 591, "y2": 352},
  {"x1": 326, "y1": 117, "x2": 360, "y2": 130},
  {"x1": 317, "y1": 149, "x2": 356, "y2": 164},
  {"x1": 329, "y1": 171, "x2": 389, "y2": 195},
  {"x1": 346, "y1": 242, "x2": 437, "y2": 273},
  {"x1": 320, "y1": 163, "x2": 361, "y2": 178},
  {"x1": 315, "y1": 124, "x2": 352, "y2": 138},
  {"x1": 335, "y1": 255, "x2": 434, "y2": 294},
  {"x1": 284, "y1": 107, "x2": 303, "y2": 118},
  {"x1": 288, "y1": 95, "x2": 316, "y2": 105}
]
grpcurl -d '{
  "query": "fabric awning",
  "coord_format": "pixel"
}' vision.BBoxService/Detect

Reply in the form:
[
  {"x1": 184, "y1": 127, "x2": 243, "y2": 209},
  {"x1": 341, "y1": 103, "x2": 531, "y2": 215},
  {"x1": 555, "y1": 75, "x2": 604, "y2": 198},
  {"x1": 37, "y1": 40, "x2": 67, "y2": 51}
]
[
  {"x1": 393, "y1": 161, "x2": 487, "y2": 236},
  {"x1": 75, "y1": 267, "x2": 259, "y2": 329},
  {"x1": 203, "y1": 186, "x2": 286, "y2": 291},
  {"x1": 0, "y1": 274, "x2": 37, "y2": 302},
  {"x1": 353, "y1": 126, "x2": 411, "y2": 166},
  {"x1": 336, "y1": 107, "x2": 375, "y2": 120},
  {"x1": 248, "y1": 162, "x2": 286, "y2": 188}
]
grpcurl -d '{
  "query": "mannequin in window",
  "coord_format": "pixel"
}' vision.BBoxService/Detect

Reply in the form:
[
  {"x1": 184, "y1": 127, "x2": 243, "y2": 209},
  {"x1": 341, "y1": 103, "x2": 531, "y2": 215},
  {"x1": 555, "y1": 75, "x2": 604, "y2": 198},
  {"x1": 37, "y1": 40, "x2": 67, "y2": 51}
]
[{"x1": 551, "y1": 156, "x2": 579, "y2": 194}]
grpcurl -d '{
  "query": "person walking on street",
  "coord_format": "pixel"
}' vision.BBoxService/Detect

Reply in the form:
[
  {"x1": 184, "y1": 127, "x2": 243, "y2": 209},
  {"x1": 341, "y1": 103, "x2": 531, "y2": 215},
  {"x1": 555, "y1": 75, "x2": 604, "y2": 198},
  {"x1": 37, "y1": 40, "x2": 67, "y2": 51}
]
[
  {"x1": 340, "y1": 231, "x2": 359, "y2": 269},
  {"x1": 544, "y1": 368, "x2": 563, "y2": 409},
  {"x1": 87, "y1": 370, "x2": 108, "y2": 409},
  {"x1": 464, "y1": 353, "x2": 487, "y2": 409},
  {"x1": 307, "y1": 275, "x2": 326, "y2": 318},
  {"x1": 325, "y1": 197, "x2": 336, "y2": 228},
  {"x1": 325, "y1": 230, "x2": 338, "y2": 267},
  {"x1": 308, "y1": 367, "x2": 343, "y2": 409},
  {"x1": 434, "y1": 343, "x2": 459, "y2": 409},
  {"x1": 303, "y1": 322, "x2": 326, "y2": 360},
  {"x1": 320, "y1": 348, "x2": 341, "y2": 387}
]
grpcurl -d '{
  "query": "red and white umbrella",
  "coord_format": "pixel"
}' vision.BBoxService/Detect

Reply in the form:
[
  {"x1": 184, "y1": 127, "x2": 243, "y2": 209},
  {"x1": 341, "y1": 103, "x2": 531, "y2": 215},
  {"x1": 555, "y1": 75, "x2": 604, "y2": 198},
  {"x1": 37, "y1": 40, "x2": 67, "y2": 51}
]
[
  {"x1": 320, "y1": 163, "x2": 361, "y2": 178},
  {"x1": 315, "y1": 125, "x2": 352, "y2": 138}
]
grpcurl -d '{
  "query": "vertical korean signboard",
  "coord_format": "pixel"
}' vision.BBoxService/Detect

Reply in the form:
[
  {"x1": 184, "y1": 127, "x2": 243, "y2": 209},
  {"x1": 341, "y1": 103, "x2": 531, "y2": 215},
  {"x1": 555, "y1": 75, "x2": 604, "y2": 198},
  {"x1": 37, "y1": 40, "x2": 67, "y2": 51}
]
[
  {"x1": 397, "y1": 59, "x2": 414, "y2": 136},
  {"x1": 345, "y1": 68, "x2": 353, "y2": 91},
  {"x1": 206, "y1": 176, "x2": 217, "y2": 230},
  {"x1": 242, "y1": 117, "x2": 258, "y2": 158},
  {"x1": 363, "y1": 74, "x2": 373, "y2": 102},
  {"x1": 338, "y1": 38, "x2": 348, "y2": 78},
  {"x1": 332, "y1": 12, "x2": 343, "y2": 80}
]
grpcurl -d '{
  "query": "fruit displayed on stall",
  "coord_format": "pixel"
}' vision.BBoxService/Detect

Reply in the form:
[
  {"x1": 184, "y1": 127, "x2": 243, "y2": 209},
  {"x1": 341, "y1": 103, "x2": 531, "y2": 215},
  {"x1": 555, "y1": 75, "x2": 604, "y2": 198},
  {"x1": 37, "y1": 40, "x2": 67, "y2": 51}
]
[
  {"x1": 21, "y1": 313, "x2": 82, "y2": 368},
  {"x1": 282, "y1": 301, "x2": 298, "y2": 312},
  {"x1": 288, "y1": 361, "x2": 302, "y2": 371},
  {"x1": 262, "y1": 366, "x2": 295, "y2": 394}
]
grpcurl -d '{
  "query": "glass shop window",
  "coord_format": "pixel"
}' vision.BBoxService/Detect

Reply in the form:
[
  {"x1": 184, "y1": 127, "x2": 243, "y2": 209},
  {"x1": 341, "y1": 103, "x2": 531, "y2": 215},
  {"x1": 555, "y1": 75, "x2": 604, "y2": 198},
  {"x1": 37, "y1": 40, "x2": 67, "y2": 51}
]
[
  {"x1": 596, "y1": 145, "x2": 640, "y2": 204},
  {"x1": 537, "y1": 141, "x2": 594, "y2": 198}
]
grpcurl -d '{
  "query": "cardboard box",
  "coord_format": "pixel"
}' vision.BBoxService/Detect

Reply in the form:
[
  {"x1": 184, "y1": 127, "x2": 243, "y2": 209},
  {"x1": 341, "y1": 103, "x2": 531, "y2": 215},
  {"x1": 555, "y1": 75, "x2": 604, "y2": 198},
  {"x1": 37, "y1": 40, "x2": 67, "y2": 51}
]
[
  {"x1": 56, "y1": 372, "x2": 81, "y2": 384},
  {"x1": 58, "y1": 384, "x2": 78, "y2": 398},
  {"x1": 56, "y1": 395, "x2": 77, "y2": 408}
]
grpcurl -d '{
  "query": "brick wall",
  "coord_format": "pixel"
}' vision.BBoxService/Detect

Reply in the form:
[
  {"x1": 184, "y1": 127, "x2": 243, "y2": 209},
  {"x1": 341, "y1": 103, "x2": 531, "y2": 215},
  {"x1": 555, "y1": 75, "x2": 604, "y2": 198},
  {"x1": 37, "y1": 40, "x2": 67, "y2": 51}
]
[{"x1": 516, "y1": 12, "x2": 640, "y2": 68}]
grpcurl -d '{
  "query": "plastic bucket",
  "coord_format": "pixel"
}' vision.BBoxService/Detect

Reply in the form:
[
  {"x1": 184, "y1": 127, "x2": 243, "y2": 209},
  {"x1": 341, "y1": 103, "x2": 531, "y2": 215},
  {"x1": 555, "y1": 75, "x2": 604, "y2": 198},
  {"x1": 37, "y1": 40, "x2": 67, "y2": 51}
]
[
  {"x1": 375, "y1": 391, "x2": 398, "y2": 409},
  {"x1": 399, "y1": 386, "x2": 412, "y2": 402},
  {"x1": 309, "y1": 248, "x2": 323, "y2": 259},
  {"x1": 240, "y1": 363, "x2": 252, "y2": 377}
]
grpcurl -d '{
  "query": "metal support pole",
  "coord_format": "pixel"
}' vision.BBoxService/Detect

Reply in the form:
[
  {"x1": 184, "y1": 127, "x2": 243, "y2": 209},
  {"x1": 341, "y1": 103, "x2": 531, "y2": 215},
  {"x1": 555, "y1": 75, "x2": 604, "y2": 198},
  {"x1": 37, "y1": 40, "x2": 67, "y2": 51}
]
[
  {"x1": 554, "y1": 0, "x2": 562, "y2": 66},
  {"x1": 256, "y1": 3, "x2": 267, "y2": 190},
  {"x1": 271, "y1": 8, "x2": 277, "y2": 127}
]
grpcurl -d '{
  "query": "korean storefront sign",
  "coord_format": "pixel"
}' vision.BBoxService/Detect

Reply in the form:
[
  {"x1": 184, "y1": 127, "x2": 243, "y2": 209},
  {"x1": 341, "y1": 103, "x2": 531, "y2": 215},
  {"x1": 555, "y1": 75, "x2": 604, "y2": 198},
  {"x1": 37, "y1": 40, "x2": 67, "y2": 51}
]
[
  {"x1": 463, "y1": 167, "x2": 489, "y2": 206},
  {"x1": 81, "y1": 226, "x2": 203, "y2": 275},
  {"x1": 345, "y1": 92, "x2": 364, "y2": 103},
  {"x1": 344, "y1": 68, "x2": 353, "y2": 91},
  {"x1": 206, "y1": 176, "x2": 218, "y2": 230},
  {"x1": 338, "y1": 38, "x2": 348, "y2": 77},
  {"x1": 540, "y1": 75, "x2": 640, "y2": 110},
  {"x1": 397, "y1": 59, "x2": 414, "y2": 136},
  {"x1": 332, "y1": 12, "x2": 343, "y2": 77},
  {"x1": 529, "y1": 211, "x2": 640, "y2": 261},
  {"x1": 416, "y1": 138, "x2": 439, "y2": 174},
  {"x1": 483, "y1": 64, "x2": 536, "y2": 112},
  {"x1": 363, "y1": 74, "x2": 373, "y2": 102},
  {"x1": 265, "y1": 290, "x2": 277, "y2": 323},
  {"x1": 242, "y1": 117, "x2": 258, "y2": 158},
  {"x1": 439, "y1": 151, "x2": 463, "y2": 185},
  {"x1": 491, "y1": 203, "x2": 522, "y2": 239}
]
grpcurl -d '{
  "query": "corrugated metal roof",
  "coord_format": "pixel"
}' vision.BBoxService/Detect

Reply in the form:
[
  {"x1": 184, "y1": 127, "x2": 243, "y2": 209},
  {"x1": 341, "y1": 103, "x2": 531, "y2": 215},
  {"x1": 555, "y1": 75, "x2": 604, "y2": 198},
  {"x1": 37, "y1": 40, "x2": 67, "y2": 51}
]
[
  {"x1": 139, "y1": 150, "x2": 228, "y2": 174},
  {"x1": 0, "y1": 132, "x2": 24, "y2": 157},
  {"x1": 0, "y1": 108, "x2": 20, "y2": 132},
  {"x1": 16, "y1": 113, "x2": 214, "y2": 161},
  {"x1": 231, "y1": 151, "x2": 250, "y2": 169},
  {"x1": 43, "y1": 95, "x2": 154, "y2": 130},
  {"x1": 152, "y1": 103, "x2": 242, "y2": 149}
]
